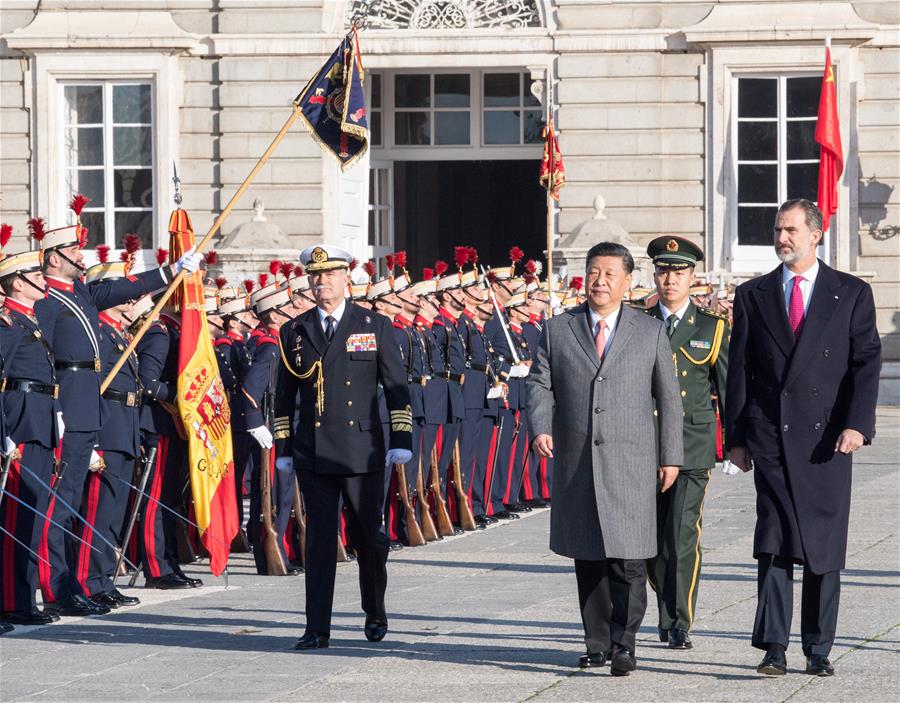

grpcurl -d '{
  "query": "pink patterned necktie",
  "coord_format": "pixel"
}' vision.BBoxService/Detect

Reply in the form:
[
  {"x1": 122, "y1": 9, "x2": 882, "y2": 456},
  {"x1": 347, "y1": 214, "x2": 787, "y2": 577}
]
[
  {"x1": 788, "y1": 275, "x2": 805, "y2": 338},
  {"x1": 594, "y1": 319, "x2": 608, "y2": 359}
]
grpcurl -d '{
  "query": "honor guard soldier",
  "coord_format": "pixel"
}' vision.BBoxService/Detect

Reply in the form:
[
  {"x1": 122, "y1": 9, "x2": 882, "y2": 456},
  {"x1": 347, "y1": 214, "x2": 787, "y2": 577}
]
[
  {"x1": 30, "y1": 200, "x2": 202, "y2": 616},
  {"x1": 0, "y1": 244, "x2": 63, "y2": 626},
  {"x1": 273, "y1": 245, "x2": 412, "y2": 650},
  {"x1": 502, "y1": 290, "x2": 534, "y2": 513},
  {"x1": 74, "y1": 254, "x2": 143, "y2": 610},
  {"x1": 243, "y1": 282, "x2": 302, "y2": 575},
  {"x1": 644, "y1": 235, "x2": 729, "y2": 650},
  {"x1": 522, "y1": 279, "x2": 551, "y2": 506}
]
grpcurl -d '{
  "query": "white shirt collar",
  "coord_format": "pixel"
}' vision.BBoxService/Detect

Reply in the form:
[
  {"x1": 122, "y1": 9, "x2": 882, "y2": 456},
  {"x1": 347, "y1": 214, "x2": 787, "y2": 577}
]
[
  {"x1": 588, "y1": 302, "x2": 621, "y2": 333},
  {"x1": 659, "y1": 299, "x2": 691, "y2": 321},
  {"x1": 317, "y1": 298, "x2": 346, "y2": 325},
  {"x1": 781, "y1": 258, "x2": 820, "y2": 286}
]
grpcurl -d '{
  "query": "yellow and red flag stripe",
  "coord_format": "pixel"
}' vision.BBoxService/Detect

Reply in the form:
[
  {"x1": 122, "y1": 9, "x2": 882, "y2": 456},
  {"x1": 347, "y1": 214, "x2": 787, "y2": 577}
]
[{"x1": 169, "y1": 208, "x2": 238, "y2": 575}]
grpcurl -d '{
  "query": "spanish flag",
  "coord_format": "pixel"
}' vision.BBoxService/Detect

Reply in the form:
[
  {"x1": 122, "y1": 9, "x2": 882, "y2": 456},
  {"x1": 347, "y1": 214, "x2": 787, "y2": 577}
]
[
  {"x1": 816, "y1": 46, "x2": 843, "y2": 232},
  {"x1": 169, "y1": 208, "x2": 238, "y2": 575},
  {"x1": 539, "y1": 119, "x2": 566, "y2": 201}
]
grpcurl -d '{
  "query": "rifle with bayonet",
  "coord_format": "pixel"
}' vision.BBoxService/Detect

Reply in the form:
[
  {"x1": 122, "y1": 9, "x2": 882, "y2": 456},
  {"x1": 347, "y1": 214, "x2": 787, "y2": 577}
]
[
  {"x1": 449, "y1": 440, "x2": 476, "y2": 531},
  {"x1": 428, "y1": 444, "x2": 454, "y2": 537},
  {"x1": 260, "y1": 386, "x2": 287, "y2": 575},
  {"x1": 395, "y1": 463, "x2": 425, "y2": 546},
  {"x1": 415, "y1": 456, "x2": 439, "y2": 542},
  {"x1": 113, "y1": 446, "x2": 157, "y2": 585}
]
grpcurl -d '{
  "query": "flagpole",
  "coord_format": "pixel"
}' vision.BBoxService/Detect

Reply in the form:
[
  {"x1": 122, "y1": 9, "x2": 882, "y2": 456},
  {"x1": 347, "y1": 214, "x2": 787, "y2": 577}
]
[{"x1": 101, "y1": 103, "x2": 303, "y2": 394}]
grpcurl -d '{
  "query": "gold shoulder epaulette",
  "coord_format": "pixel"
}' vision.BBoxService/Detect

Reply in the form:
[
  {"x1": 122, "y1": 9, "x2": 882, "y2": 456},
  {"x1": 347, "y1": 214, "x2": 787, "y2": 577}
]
[
  {"x1": 696, "y1": 306, "x2": 729, "y2": 322},
  {"x1": 0, "y1": 310, "x2": 11, "y2": 327}
]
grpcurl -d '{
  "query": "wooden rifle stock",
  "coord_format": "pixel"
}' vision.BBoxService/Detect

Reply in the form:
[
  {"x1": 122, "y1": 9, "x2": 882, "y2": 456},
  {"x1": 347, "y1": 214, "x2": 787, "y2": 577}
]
[
  {"x1": 415, "y1": 457, "x2": 439, "y2": 542},
  {"x1": 260, "y1": 447, "x2": 287, "y2": 575},
  {"x1": 428, "y1": 446, "x2": 455, "y2": 537},
  {"x1": 337, "y1": 533, "x2": 349, "y2": 562},
  {"x1": 395, "y1": 464, "x2": 426, "y2": 546},
  {"x1": 451, "y1": 441, "x2": 476, "y2": 531},
  {"x1": 291, "y1": 475, "x2": 306, "y2": 568}
]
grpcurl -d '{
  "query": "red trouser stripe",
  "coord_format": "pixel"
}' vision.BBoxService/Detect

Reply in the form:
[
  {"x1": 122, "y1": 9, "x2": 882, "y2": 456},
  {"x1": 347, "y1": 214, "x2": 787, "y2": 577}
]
[
  {"x1": 143, "y1": 437, "x2": 169, "y2": 578},
  {"x1": 539, "y1": 458, "x2": 550, "y2": 500},
  {"x1": 483, "y1": 425, "x2": 499, "y2": 516},
  {"x1": 2, "y1": 448, "x2": 24, "y2": 611},
  {"x1": 503, "y1": 412, "x2": 521, "y2": 504},
  {"x1": 75, "y1": 470, "x2": 102, "y2": 596},
  {"x1": 38, "y1": 443, "x2": 64, "y2": 602}
]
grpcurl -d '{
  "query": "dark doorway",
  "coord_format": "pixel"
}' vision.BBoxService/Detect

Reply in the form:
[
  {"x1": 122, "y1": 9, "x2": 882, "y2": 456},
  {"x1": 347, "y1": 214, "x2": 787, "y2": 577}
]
[{"x1": 393, "y1": 160, "x2": 545, "y2": 276}]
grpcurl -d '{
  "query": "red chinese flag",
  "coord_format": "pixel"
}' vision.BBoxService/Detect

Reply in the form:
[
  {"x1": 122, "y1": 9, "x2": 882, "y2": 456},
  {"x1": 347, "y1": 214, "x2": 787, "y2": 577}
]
[
  {"x1": 539, "y1": 120, "x2": 566, "y2": 201},
  {"x1": 169, "y1": 208, "x2": 238, "y2": 576},
  {"x1": 815, "y1": 47, "x2": 843, "y2": 232}
]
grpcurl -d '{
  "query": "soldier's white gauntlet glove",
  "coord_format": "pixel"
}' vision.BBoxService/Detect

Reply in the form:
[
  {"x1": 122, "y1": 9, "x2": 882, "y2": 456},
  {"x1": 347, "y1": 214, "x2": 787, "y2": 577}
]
[
  {"x1": 3, "y1": 437, "x2": 17, "y2": 457},
  {"x1": 248, "y1": 425, "x2": 273, "y2": 449},
  {"x1": 173, "y1": 247, "x2": 203, "y2": 275}
]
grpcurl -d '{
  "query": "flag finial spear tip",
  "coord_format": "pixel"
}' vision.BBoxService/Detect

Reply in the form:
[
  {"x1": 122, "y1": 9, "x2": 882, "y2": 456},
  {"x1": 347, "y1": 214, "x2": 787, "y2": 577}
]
[{"x1": 172, "y1": 161, "x2": 182, "y2": 208}]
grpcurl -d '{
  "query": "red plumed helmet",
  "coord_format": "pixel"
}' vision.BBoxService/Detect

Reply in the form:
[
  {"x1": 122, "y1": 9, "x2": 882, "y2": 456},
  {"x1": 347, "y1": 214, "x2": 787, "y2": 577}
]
[
  {"x1": 569, "y1": 276, "x2": 584, "y2": 292},
  {"x1": 69, "y1": 194, "x2": 91, "y2": 218},
  {"x1": 454, "y1": 246, "x2": 469, "y2": 270},
  {"x1": 155, "y1": 247, "x2": 168, "y2": 265},
  {"x1": 124, "y1": 233, "x2": 142, "y2": 255},
  {"x1": 258, "y1": 273, "x2": 269, "y2": 288},
  {"x1": 349, "y1": 258, "x2": 358, "y2": 271},
  {"x1": 1, "y1": 224, "x2": 12, "y2": 249},
  {"x1": 394, "y1": 251, "x2": 407, "y2": 270},
  {"x1": 215, "y1": 276, "x2": 228, "y2": 290},
  {"x1": 467, "y1": 246, "x2": 479, "y2": 266},
  {"x1": 524, "y1": 259, "x2": 537, "y2": 275},
  {"x1": 205, "y1": 251, "x2": 218, "y2": 266},
  {"x1": 268, "y1": 259, "x2": 281, "y2": 276},
  {"x1": 243, "y1": 279, "x2": 255, "y2": 294},
  {"x1": 485, "y1": 270, "x2": 497, "y2": 283},
  {"x1": 384, "y1": 253, "x2": 395, "y2": 271},
  {"x1": 294, "y1": 265, "x2": 305, "y2": 277},
  {"x1": 280, "y1": 261, "x2": 295, "y2": 279},
  {"x1": 27, "y1": 217, "x2": 46, "y2": 242},
  {"x1": 523, "y1": 272, "x2": 536, "y2": 285},
  {"x1": 422, "y1": 267, "x2": 434, "y2": 281},
  {"x1": 434, "y1": 260, "x2": 448, "y2": 277},
  {"x1": 509, "y1": 246, "x2": 524, "y2": 263},
  {"x1": 363, "y1": 260, "x2": 376, "y2": 278},
  {"x1": 96, "y1": 244, "x2": 110, "y2": 263},
  {"x1": 120, "y1": 251, "x2": 129, "y2": 262}
]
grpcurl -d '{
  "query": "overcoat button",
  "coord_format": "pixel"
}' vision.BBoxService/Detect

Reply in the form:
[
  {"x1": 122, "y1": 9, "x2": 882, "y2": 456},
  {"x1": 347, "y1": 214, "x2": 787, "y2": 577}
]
[
  {"x1": 348, "y1": 420, "x2": 354, "y2": 427},
  {"x1": 783, "y1": 424, "x2": 789, "y2": 432},
  {"x1": 593, "y1": 440, "x2": 600, "y2": 446}
]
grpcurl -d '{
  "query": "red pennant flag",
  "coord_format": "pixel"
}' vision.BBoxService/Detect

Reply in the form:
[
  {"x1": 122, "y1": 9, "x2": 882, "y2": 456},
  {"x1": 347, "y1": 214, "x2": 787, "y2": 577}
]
[
  {"x1": 169, "y1": 209, "x2": 238, "y2": 576},
  {"x1": 539, "y1": 120, "x2": 566, "y2": 201},
  {"x1": 815, "y1": 47, "x2": 843, "y2": 232}
]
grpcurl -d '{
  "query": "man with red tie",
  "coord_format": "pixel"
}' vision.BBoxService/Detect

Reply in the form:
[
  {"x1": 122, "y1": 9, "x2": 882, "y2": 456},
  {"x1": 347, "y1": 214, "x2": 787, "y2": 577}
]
[{"x1": 726, "y1": 198, "x2": 881, "y2": 678}]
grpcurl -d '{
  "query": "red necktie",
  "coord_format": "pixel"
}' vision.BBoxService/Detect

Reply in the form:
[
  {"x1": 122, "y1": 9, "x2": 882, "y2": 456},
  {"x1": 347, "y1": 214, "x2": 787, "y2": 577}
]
[
  {"x1": 788, "y1": 275, "x2": 805, "y2": 338},
  {"x1": 594, "y1": 319, "x2": 608, "y2": 359}
]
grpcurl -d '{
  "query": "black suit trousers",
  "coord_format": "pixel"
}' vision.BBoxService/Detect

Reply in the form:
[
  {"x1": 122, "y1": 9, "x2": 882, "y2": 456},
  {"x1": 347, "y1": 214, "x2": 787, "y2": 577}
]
[
  {"x1": 298, "y1": 468, "x2": 389, "y2": 635},
  {"x1": 575, "y1": 557, "x2": 648, "y2": 655},
  {"x1": 752, "y1": 553, "x2": 840, "y2": 657}
]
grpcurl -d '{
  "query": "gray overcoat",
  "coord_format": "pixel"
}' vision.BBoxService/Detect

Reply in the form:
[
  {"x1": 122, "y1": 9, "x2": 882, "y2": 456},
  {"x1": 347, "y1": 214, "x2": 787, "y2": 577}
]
[{"x1": 526, "y1": 303, "x2": 684, "y2": 560}]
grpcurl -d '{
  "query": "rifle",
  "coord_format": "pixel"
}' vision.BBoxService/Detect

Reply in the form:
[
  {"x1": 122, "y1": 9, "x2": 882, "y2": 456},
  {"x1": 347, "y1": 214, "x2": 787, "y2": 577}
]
[
  {"x1": 394, "y1": 464, "x2": 425, "y2": 546},
  {"x1": 337, "y1": 532, "x2": 350, "y2": 562},
  {"x1": 428, "y1": 445, "x2": 454, "y2": 537},
  {"x1": 113, "y1": 447, "x2": 156, "y2": 585},
  {"x1": 260, "y1": 386, "x2": 287, "y2": 576},
  {"x1": 291, "y1": 474, "x2": 306, "y2": 568},
  {"x1": 450, "y1": 440, "x2": 476, "y2": 531},
  {"x1": 415, "y1": 456, "x2": 440, "y2": 542}
]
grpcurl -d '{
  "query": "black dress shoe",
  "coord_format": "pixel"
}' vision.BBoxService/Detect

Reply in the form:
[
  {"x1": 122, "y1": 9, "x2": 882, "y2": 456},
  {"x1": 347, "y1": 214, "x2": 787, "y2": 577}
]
[
  {"x1": 658, "y1": 627, "x2": 669, "y2": 642},
  {"x1": 389, "y1": 541, "x2": 404, "y2": 551},
  {"x1": 0, "y1": 622, "x2": 13, "y2": 634},
  {"x1": 45, "y1": 594, "x2": 110, "y2": 616},
  {"x1": 578, "y1": 652, "x2": 608, "y2": 668},
  {"x1": 805, "y1": 655, "x2": 834, "y2": 676},
  {"x1": 109, "y1": 589, "x2": 140, "y2": 606},
  {"x1": 757, "y1": 646, "x2": 787, "y2": 676},
  {"x1": 90, "y1": 593, "x2": 120, "y2": 610},
  {"x1": 527, "y1": 498, "x2": 548, "y2": 509},
  {"x1": 293, "y1": 631, "x2": 329, "y2": 650},
  {"x1": 172, "y1": 568, "x2": 203, "y2": 587},
  {"x1": 146, "y1": 574, "x2": 192, "y2": 590},
  {"x1": 609, "y1": 645, "x2": 637, "y2": 676},
  {"x1": 452, "y1": 526, "x2": 465, "y2": 536},
  {"x1": 0, "y1": 608, "x2": 55, "y2": 626},
  {"x1": 364, "y1": 618, "x2": 388, "y2": 642},
  {"x1": 668, "y1": 628, "x2": 692, "y2": 650},
  {"x1": 493, "y1": 510, "x2": 519, "y2": 520},
  {"x1": 286, "y1": 567, "x2": 303, "y2": 576}
]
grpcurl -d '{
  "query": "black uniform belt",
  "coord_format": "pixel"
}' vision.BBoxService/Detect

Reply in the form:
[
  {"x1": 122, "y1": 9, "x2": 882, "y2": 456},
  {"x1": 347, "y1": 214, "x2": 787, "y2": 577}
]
[
  {"x1": 55, "y1": 358, "x2": 101, "y2": 373},
  {"x1": 102, "y1": 388, "x2": 139, "y2": 407},
  {"x1": 409, "y1": 376, "x2": 429, "y2": 387},
  {"x1": 441, "y1": 371, "x2": 465, "y2": 384},
  {"x1": 1, "y1": 378, "x2": 59, "y2": 398},
  {"x1": 468, "y1": 363, "x2": 489, "y2": 374}
]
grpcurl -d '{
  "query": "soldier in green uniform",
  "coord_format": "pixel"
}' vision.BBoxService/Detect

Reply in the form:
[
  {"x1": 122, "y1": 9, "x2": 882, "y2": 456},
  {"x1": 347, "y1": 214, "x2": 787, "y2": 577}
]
[{"x1": 644, "y1": 236, "x2": 729, "y2": 650}]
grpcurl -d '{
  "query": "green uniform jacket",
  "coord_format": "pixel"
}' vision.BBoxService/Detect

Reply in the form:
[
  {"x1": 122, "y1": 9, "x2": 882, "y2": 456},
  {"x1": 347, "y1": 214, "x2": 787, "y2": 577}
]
[{"x1": 648, "y1": 302, "x2": 729, "y2": 472}]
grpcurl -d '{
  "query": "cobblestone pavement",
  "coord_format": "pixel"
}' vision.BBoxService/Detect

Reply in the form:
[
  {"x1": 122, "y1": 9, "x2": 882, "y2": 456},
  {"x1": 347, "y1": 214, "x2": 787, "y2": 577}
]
[{"x1": 1, "y1": 409, "x2": 897, "y2": 702}]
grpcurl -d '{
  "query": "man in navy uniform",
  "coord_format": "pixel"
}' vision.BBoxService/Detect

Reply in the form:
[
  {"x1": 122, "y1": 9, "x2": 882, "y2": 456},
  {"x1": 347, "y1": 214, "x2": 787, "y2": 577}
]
[
  {"x1": 273, "y1": 245, "x2": 412, "y2": 650},
  {"x1": 30, "y1": 210, "x2": 201, "y2": 615},
  {"x1": 0, "y1": 247, "x2": 62, "y2": 626}
]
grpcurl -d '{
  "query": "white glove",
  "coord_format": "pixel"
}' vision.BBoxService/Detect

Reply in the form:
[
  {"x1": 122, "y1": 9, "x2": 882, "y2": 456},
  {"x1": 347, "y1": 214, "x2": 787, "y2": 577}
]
[
  {"x1": 385, "y1": 448, "x2": 413, "y2": 468},
  {"x1": 486, "y1": 384, "x2": 504, "y2": 400},
  {"x1": 89, "y1": 450, "x2": 105, "y2": 472},
  {"x1": 275, "y1": 456, "x2": 293, "y2": 472},
  {"x1": 174, "y1": 246, "x2": 202, "y2": 275},
  {"x1": 509, "y1": 363, "x2": 530, "y2": 378},
  {"x1": 3, "y1": 437, "x2": 16, "y2": 457},
  {"x1": 248, "y1": 424, "x2": 273, "y2": 449},
  {"x1": 721, "y1": 459, "x2": 740, "y2": 476},
  {"x1": 56, "y1": 412, "x2": 66, "y2": 440}
]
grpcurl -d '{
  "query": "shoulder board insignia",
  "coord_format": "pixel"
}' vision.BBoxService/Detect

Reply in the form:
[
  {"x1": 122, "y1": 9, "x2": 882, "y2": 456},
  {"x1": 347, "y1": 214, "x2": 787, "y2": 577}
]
[
  {"x1": 258, "y1": 335, "x2": 277, "y2": 346},
  {"x1": 0, "y1": 310, "x2": 11, "y2": 326},
  {"x1": 696, "y1": 306, "x2": 729, "y2": 321}
]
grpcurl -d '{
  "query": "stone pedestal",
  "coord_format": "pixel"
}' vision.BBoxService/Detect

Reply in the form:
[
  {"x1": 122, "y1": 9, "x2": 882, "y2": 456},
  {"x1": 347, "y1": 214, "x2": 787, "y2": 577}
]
[{"x1": 210, "y1": 198, "x2": 298, "y2": 282}]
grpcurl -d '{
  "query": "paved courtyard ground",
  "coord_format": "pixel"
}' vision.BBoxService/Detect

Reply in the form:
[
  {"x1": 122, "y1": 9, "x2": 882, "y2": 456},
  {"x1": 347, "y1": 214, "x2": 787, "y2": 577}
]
[{"x1": 1, "y1": 408, "x2": 897, "y2": 702}]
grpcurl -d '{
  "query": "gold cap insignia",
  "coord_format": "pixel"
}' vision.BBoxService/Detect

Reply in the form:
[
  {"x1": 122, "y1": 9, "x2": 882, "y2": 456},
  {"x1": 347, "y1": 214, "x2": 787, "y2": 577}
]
[
  {"x1": 666, "y1": 239, "x2": 679, "y2": 252},
  {"x1": 311, "y1": 247, "x2": 328, "y2": 264}
]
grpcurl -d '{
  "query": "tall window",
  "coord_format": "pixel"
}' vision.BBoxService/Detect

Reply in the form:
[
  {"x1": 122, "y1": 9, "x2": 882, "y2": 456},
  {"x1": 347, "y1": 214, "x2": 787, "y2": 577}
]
[
  {"x1": 62, "y1": 82, "x2": 154, "y2": 248},
  {"x1": 735, "y1": 75, "x2": 822, "y2": 245},
  {"x1": 483, "y1": 72, "x2": 543, "y2": 145},
  {"x1": 394, "y1": 73, "x2": 471, "y2": 146},
  {"x1": 368, "y1": 164, "x2": 393, "y2": 265}
]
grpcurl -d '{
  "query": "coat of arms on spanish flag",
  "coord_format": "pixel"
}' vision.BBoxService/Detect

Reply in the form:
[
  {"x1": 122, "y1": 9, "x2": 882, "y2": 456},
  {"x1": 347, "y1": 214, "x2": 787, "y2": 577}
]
[{"x1": 169, "y1": 208, "x2": 238, "y2": 576}]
